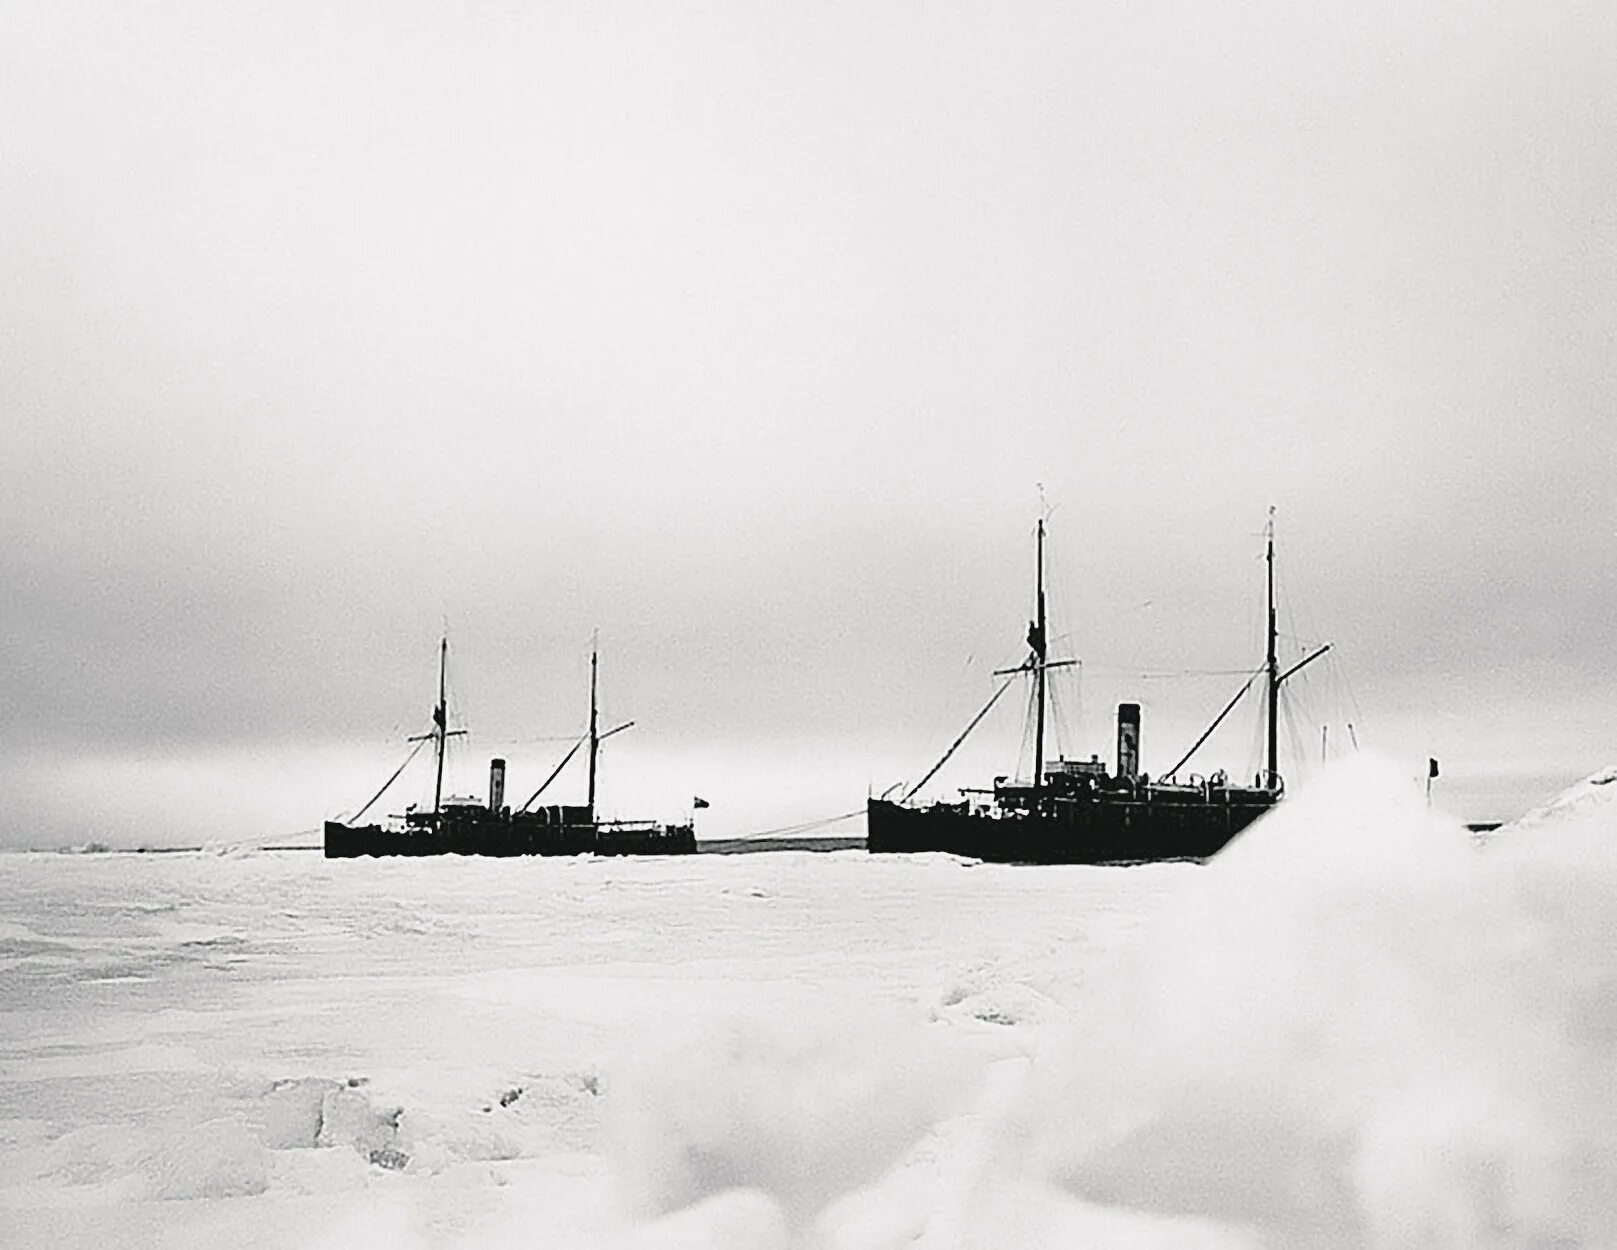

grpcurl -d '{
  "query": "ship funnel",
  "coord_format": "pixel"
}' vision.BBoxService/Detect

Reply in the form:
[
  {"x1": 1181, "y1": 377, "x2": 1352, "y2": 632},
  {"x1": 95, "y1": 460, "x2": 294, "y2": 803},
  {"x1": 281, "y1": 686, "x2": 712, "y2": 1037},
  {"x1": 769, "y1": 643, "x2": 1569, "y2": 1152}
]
[
  {"x1": 489, "y1": 758, "x2": 506, "y2": 813},
  {"x1": 1116, "y1": 704, "x2": 1141, "y2": 780}
]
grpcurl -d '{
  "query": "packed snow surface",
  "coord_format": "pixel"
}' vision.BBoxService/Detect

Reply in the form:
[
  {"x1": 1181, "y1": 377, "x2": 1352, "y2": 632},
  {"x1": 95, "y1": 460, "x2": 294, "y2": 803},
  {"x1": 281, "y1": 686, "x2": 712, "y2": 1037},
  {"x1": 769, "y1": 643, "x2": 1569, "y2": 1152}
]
[{"x1": 3, "y1": 755, "x2": 1616, "y2": 1248}]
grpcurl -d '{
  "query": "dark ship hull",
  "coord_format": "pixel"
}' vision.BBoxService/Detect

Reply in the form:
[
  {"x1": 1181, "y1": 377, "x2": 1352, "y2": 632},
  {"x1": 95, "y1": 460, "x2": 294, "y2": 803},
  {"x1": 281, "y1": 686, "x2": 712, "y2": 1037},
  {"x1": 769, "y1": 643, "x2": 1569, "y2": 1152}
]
[
  {"x1": 869, "y1": 512, "x2": 1315, "y2": 866},
  {"x1": 866, "y1": 782, "x2": 1274, "y2": 865},
  {"x1": 325, "y1": 638, "x2": 698, "y2": 860},
  {"x1": 324, "y1": 804, "x2": 695, "y2": 859}
]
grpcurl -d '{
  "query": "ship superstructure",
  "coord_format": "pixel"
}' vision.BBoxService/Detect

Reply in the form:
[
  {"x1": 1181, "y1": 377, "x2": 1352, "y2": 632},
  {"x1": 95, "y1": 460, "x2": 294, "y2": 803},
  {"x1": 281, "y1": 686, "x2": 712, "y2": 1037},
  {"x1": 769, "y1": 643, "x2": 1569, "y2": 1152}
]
[
  {"x1": 867, "y1": 512, "x2": 1328, "y2": 864},
  {"x1": 324, "y1": 638, "x2": 695, "y2": 858}
]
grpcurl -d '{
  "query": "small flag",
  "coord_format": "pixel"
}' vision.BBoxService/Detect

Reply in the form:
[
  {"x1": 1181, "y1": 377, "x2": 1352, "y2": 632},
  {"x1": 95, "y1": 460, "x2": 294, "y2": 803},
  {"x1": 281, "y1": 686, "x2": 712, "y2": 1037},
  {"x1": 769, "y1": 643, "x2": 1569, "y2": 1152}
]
[
  {"x1": 1428, "y1": 758, "x2": 1440, "y2": 779},
  {"x1": 692, "y1": 796, "x2": 710, "y2": 809}
]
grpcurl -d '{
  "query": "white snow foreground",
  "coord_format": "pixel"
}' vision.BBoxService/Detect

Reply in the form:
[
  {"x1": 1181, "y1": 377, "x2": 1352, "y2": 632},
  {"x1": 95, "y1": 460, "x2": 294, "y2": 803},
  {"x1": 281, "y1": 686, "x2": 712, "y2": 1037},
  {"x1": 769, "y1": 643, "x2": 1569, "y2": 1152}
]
[
  {"x1": 2, "y1": 758, "x2": 1616, "y2": 1248},
  {"x1": 1004, "y1": 757, "x2": 1617, "y2": 1247}
]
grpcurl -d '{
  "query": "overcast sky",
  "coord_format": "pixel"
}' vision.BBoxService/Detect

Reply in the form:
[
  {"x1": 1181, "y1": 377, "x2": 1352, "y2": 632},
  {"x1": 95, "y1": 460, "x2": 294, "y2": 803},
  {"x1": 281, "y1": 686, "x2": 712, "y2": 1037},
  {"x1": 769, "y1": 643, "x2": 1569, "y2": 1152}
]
[{"x1": 4, "y1": 0, "x2": 1613, "y2": 847}]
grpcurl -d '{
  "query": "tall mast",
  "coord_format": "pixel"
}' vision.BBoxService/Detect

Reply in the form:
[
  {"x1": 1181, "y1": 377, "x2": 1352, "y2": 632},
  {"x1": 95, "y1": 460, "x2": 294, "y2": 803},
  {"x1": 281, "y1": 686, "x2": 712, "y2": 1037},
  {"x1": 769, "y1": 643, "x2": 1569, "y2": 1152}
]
[
  {"x1": 1265, "y1": 507, "x2": 1279, "y2": 787},
  {"x1": 586, "y1": 633, "x2": 599, "y2": 821},
  {"x1": 1031, "y1": 518, "x2": 1048, "y2": 798},
  {"x1": 433, "y1": 635, "x2": 448, "y2": 819}
]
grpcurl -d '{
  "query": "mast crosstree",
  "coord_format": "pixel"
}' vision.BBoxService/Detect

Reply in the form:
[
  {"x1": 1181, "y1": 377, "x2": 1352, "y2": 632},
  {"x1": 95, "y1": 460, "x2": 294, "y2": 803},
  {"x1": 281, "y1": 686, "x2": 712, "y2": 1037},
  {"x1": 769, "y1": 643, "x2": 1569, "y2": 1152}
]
[
  {"x1": 985, "y1": 517, "x2": 1078, "y2": 793},
  {"x1": 406, "y1": 636, "x2": 466, "y2": 822}
]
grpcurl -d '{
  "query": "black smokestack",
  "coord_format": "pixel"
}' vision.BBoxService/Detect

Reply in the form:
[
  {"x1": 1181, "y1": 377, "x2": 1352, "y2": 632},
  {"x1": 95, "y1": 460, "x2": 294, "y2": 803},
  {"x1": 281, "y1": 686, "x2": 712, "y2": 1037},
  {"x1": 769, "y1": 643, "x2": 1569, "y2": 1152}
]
[
  {"x1": 1116, "y1": 703, "x2": 1140, "y2": 780},
  {"x1": 489, "y1": 758, "x2": 506, "y2": 813}
]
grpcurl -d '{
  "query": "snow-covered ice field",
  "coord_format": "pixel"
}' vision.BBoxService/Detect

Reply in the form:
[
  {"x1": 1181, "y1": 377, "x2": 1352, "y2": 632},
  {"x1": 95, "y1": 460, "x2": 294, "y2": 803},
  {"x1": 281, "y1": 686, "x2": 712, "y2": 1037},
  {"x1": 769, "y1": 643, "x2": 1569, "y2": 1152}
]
[{"x1": 3, "y1": 756, "x2": 1617, "y2": 1249}]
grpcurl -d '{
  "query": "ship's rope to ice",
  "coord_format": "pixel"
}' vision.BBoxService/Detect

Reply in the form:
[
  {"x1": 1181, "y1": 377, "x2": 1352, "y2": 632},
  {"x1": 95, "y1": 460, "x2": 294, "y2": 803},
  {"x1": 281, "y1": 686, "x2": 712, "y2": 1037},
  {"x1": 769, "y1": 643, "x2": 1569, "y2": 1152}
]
[{"x1": 728, "y1": 809, "x2": 866, "y2": 840}]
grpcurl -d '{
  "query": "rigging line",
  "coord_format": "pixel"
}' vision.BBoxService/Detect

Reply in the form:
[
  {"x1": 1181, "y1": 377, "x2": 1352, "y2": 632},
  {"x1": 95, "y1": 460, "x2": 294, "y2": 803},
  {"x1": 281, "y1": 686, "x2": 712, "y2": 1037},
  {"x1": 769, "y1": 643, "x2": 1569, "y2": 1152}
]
[
  {"x1": 351, "y1": 737, "x2": 428, "y2": 824},
  {"x1": 1129, "y1": 669, "x2": 1256, "y2": 680},
  {"x1": 732, "y1": 809, "x2": 866, "y2": 840},
  {"x1": 1250, "y1": 692, "x2": 1270, "y2": 784},
  {"x1": 1073, "y1": 656, "x2": 1084, "y2": 743},
  {"x1": 1048, "y1": 672, "x2": 1068, "y2": 760},
  {"x1": 1277, "y1": 643, "x2": 1332, "y2": 685},
  {"x1": 1163, "y1": 665, "x2": 1265, "y2": 781},
  {"x1": 1078, "y1": 664, "x2": 1255, "y2": 678},
  {"x1": 1333, "y1": 653, "x2": 1369, "y2": 743},
  {"x1": 1283, "y1": 701, "x2": 1309, "y2": 781},
  {"x1": 904, "y1": 677, "x2": 1016, "y2": 802},
  {"x1": 518, "y1": 734, "x2": 588, "y2": 812},
  {"x1": 1018, "y1": 680, "x2": 1038, "y2": 783},
  {"x1": 1050, "y1": 658, "x2": 1080, "y2": 757}
]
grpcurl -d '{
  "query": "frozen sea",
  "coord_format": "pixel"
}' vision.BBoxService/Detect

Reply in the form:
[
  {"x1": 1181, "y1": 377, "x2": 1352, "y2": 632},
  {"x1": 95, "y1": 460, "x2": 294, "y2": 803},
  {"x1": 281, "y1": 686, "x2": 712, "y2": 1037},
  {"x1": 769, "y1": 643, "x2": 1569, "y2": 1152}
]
[{"x1": 3, "y1": 756, "x2": 1617, "y2": 1249}]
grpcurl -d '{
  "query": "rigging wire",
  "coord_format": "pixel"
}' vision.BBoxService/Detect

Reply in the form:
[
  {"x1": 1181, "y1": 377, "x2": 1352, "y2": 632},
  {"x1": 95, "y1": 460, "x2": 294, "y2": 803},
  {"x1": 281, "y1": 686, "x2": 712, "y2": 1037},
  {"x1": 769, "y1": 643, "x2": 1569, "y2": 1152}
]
[
  {"x1": 442, "y1": 719, "x2": 471, "y2": 803},
  {"x1": 911, "y1": 657, "x2": 971, "y2": 775},
  {"x1": 1047, "y1": 666, "x2": 1072, "y2": 761},
  {"x1": 1246, "y1": 695, "x2": 1266, "y2": 786},
  {"x1": 1162, "y1": 665, "x2": 1265, "y2": 780},
  {"x1": 1077, "y1": 664, "x2": 1256, "y2": 679},
  {"x1": 728, "y1": 809, "x2": 866, "y2": 840},
  {"x1": 1273, "y1": 536, "x2": 1363, "y2": 767},
  {"x1": 1073, "y1": 658, "x2": 1084, "y2": 746},
  {"x1": 905, "y1": 677, "x2": 1017, "y2": 801},
  {"x1": 350, "y1": 737, "x2": 429, "y2": 824},
  {"x1": 1282, "y1": 694, "x2": 1310, "y2": 783},
  {"x1": 1018, "y1": 681, "x2": 1037, "y2": 783},
  {"x1": 518, "y1": 734, "x2": 589, "y2": 812}
]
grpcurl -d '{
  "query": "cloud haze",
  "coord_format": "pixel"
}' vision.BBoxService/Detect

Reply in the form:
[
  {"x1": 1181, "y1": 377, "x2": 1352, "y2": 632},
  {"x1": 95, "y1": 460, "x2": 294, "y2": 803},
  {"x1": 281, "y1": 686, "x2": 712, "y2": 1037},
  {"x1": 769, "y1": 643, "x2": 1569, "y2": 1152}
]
[{"x1": 3, "y1": 0, "x2": 1613, "y2": 846}]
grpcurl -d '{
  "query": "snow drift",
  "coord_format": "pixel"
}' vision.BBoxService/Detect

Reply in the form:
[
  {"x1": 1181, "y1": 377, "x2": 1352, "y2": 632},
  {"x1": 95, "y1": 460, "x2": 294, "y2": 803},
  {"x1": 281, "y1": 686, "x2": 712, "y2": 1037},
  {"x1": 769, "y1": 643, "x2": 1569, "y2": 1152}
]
[
  {"x1": 999, "y1": 756, "x2": 1617, "y2": 1247},
  {"x1": 5, "y1": 760, "x2": 1617, "y2": 1248},
  {"x1": 592, "y1": 757, "x2": 1617, "y2": 1247}
]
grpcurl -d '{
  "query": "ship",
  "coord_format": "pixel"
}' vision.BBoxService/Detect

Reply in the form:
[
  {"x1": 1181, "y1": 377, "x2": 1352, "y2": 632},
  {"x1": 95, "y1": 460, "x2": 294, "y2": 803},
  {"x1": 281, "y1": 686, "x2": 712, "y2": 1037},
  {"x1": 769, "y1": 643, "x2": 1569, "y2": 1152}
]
[
  {"x1": 324, "y1": 638, "x2": 696, "y2": 858},
  {"x1": 867, "y1": 511, "x2": 1329, "y2": 864}
]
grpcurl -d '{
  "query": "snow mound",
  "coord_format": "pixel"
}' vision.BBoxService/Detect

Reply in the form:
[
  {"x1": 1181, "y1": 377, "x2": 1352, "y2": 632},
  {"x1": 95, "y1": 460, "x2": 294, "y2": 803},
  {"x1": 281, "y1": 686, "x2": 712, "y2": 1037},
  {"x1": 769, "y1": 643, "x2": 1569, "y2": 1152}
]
[
  {"x1": 484, "y1": 1071, "x2": 605, "y2": 1155},
  {"x1": 201, "y1": 840, "x2": 259, "y2": 858},
  {"x1": 243, "y1": 1077, "x2": 337, "y2": 1150},
  {"x1": 1497, "y1": 764, "x2": 1617, "y2": 839},
  {"x1": 1004, "y1": 753, "x2": 1617, "y2": 1246},
  {"x1": 138, "y1": 1115, "x2": 271, "y2": 1199},
  {"x1": 44, "y1": 1115, "x2": 268, "y2": 1200},
  {"x1": 958, "y1": 1179, "x2": 1261, "y2": 1249},
  {"x1": 317, "y1": 1083, "x2": 406, "y2": 1168},
  {"x1": 932, "y1": 980, "x2": 1060, "y2": 1031},
  {"x1": 606, "y1": 1009, "x2": 979, "y2": 1230},
  {"x1": 616, "y1": 1188, "x2": 790, "y2": 1250},
  {"x1": 397, "y1": 1104, "x2": 522, "y2": 1172},
  {"x1": 308, "y1": 1070, "x2": 609, "y2": 1176},
  {"x1": 237, "y1": 1075, "x2": 411, "y2": 1166}
]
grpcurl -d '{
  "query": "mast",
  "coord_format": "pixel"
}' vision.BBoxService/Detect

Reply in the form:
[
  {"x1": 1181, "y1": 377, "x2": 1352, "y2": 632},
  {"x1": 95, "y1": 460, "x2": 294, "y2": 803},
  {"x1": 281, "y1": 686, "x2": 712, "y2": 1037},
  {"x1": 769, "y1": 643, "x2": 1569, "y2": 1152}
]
[
  {"x1": 1265, "y1": 507, "x2": 1279, "y2": 788},
  {"x1": 1031, "y1": 518, "x2": 1048, "y2": 798},
  {"x1": 586, "y1": 633, "x2": 599, "y2": 821},
  {"x1": 433, "y1": 636, "x2": 448, "y2": 819},
  {"x1": 1165, "y1": 510, "x2": 1326, "y2": 787}
]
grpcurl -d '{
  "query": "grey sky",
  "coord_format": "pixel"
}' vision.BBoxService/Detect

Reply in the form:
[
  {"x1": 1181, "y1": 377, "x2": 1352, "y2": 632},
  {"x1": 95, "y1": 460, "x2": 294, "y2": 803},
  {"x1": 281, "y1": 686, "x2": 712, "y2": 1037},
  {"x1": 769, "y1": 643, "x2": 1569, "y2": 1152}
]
[{"x1": 3, "y1": 1, "x2": 1613, "y2": 847}]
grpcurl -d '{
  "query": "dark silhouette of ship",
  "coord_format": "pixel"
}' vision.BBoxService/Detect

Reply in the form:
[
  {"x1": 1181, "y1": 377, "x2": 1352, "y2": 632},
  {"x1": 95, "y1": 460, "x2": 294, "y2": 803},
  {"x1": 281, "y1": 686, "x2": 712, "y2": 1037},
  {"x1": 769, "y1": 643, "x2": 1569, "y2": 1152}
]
[
  {"x1": 867, "y1": 512, "x2": 1328, "y2": 864},
  {"x1": 325, "y1": 639, "x2": 696, "y2": 858}
]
